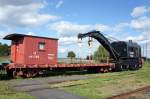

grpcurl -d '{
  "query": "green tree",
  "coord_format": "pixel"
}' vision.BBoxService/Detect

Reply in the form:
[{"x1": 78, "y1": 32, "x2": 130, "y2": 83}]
[
  {"x1": 67, "y1": 51, "x2": 76, "y2": 59},
  {"x1": 93, "y1": 46, "x2": 109, "y2": 62},
  {"x1": 0, "y1": 43, "x2": 10, "y2": 56}
]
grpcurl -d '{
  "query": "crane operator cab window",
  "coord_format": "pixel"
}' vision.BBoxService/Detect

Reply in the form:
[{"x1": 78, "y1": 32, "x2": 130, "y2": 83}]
[{"x1": 38, "y1": 42, "x2": 45, "y2": 50}]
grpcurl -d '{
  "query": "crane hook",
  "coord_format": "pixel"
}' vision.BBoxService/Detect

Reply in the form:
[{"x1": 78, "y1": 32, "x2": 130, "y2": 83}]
[
  {"x1": 88, "y1": 37, "x2": 93, "y2": 48},
  {"x1": 78, "y1": 38, "x2": 82, "y2": 48}
]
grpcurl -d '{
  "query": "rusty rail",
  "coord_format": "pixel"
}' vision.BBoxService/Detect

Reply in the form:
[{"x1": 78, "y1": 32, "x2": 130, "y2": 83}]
[{"x1": 106, "y1": 85, "x2": 150, "y2": 99}]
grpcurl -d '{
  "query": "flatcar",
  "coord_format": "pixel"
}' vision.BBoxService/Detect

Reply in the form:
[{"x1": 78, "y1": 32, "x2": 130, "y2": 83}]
[{"x1": 3, "y1": 31, "x2": 143, "y2": 78}]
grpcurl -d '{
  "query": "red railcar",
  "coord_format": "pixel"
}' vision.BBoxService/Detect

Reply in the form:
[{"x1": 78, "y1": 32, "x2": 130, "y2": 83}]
[
  {"x1": 4, "y1": 34, "x2": 58, "y2": 65},
  {"x1": 4, "y1": 34, "x2": 115, "y2": 78}
]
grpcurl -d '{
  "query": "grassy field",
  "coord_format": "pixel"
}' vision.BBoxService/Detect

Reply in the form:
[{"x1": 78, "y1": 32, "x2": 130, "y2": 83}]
[{"x1": 53, "y1": 63, "x2": 150, "y2": 99}]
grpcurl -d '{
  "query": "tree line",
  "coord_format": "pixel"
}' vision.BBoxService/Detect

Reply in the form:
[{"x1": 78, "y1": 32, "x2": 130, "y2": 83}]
[{"x1": 0, "y1": 43, "x2": 10, "y2": 56}]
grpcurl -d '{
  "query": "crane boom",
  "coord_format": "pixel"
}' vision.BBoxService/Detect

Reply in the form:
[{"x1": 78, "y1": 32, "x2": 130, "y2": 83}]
[{"x1": 78, "y1": 30, "x2": 120, "y2": 61}]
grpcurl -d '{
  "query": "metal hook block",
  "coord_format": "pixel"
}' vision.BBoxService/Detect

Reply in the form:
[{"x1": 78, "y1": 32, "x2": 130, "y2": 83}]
[{"x1": 78, "y1": 38, "x2": 83, "y2": 48}]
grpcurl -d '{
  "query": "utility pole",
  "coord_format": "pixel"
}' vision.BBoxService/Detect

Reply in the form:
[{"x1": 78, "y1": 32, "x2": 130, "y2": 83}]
[
  {"x1": 143, "y1": 44, "x2": 145, "y2": 57},
  {"x1": 146, "y1": 41, "x2": 147, "y2": 63},
  {"x1": 146, "y1": 40, "x2": 149, "y2": 63}
]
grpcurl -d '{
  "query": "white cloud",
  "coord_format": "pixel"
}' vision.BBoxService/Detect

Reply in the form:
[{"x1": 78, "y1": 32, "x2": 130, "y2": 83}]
[
  {"x1": 59, "y1": 36, "x2": 78, "y2": 45},
  {"x1": 0, "y1": 0, "x2": 60, "y2": 28},
  {"x1": 125, "y1": 32, "x2": 150, "y2": 52},
  {"x1": 27, "y1": 32, "x2": 35, "y2": 35},
  {"x1": 0, "y1": 32, "x2": 10, "y2": 39},
  {"x1": 113, "y1": 23, "x2": 130, "y2": 32},
  {"x1": 131, "y1": 6, "x2": 150, "y2": 17},
  {"x1": 130, "y1": 16, "x2": 150, "y2": 31},
  {"x1": 126, "y1": 34, "x2": 147, "y2": 42},
  {"x1": 94, "y1": 24, "x2": 111, "y2": 32},
  {"x1": 58, "y1": 47, "x2": 67, "y2": 53},
  {"x1": 50, "y1": 21, "x2": 111, "y2": 37},
  {"x1": 123, "y1": 21, "x2": 150, "y2": 42},
  {"x1": 56, "y1": 0, "x2": 63, "y2": 8},
  {"x1": 50, "y1": 21, "x2": 91, "y2": 37},
  {"x1": 49, "y1": 21, "x2": 111, "y2": 46},
  {"x1": 0, "y1": 0, "x2": 33, "y2": 6},
  {"x1": 116, "y1": 6, "x2": 150, "y2": 43}
]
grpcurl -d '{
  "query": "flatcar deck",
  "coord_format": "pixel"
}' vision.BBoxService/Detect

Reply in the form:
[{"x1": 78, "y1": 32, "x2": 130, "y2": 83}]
[
  {"x1": 6, "y1": 63, "x2": 115, "y2": 69},
  {"x1": 5, "y1": 63, "x2": 115, "y2": 78}
]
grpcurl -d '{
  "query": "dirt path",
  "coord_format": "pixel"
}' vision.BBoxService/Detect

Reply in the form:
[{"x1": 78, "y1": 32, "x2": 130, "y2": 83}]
[{"x1": 9, "y1": 75, "x2": 89, "y2": 99}]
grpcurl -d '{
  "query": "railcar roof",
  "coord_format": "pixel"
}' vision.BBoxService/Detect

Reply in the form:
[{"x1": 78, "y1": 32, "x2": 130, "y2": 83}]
[{"x1": 3, "y1": 33, "x2": 58, "y2": 40}]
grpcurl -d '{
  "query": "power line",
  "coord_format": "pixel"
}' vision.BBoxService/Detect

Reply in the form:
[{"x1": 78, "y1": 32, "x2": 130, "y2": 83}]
[{"x1": 101, "y1": 32, "x2": 119, "y2": 41}]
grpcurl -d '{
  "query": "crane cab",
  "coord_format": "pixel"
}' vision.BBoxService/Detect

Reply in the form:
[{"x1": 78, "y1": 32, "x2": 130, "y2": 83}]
[
  {"x1": 111, "y1": 40, "x2": 142, "y2": 70},
  {"x1": 111, "y1": 40, "x2": 141, "y2": 58}
]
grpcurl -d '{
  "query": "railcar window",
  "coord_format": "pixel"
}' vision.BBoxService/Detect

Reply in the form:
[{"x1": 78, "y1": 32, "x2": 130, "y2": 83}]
[{"x1": 38, "y1": 42, "x2": 45, "y2": 50}]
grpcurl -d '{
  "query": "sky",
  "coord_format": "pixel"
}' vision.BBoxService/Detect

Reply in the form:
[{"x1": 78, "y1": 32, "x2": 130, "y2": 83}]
[{"x1": 0, "y1": 0, "x2": 150, "y2": 58}]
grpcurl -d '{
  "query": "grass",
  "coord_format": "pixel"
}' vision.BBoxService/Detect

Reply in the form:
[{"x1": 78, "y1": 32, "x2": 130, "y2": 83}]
[
  {"x1": 0, "y1": 81, "x2": 36, "y2": 99},
  {"x1": 0, "y1": 56, "x2": 10, "y2": 64},
  {"x1": 55, "y1": 63, "x2": 150, "y2": 99},
  {"x1": 0, "y1": 70, "x2": 35, "y2": 99}
]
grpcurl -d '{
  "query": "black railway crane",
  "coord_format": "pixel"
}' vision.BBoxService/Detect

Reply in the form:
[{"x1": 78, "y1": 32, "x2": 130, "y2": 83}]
[{"x1": 78, "y1": 30, "x2": 143, "y2": 71}]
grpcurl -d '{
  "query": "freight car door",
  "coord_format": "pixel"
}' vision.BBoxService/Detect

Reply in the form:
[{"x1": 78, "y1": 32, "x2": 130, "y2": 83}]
[
  {"x1": 13, "y1": 41, "x2": 19, "y2": 63},
  {"x1": 13, "y1": 39, "x2": 23, "y2": 64}
]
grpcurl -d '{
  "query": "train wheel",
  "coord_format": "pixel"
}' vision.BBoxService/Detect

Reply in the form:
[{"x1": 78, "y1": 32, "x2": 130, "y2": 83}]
[
  {"x1": 6, "y1": 69, "x2": 17, "y2": 78},
  {"x1": 115, "y1": 64, "x2": 123, "y2": 72},
  {"x1": 100, "y1": 68, "x2": 104, "y2": 72},
  {"x1": 24, "y1": 69, "x2": 38, "y2": 78},
  {"x1": 12, "y1": 71, "x2": 17, "y2": 78},
  {"x1": 33, "y1": 70, "x2": 39, "y2": 77},
  {"x1": 26, "y1": 73, "x2": 30, "y2": 78},
  {"x1": 126, "y1": 65, "x2": 129, "y2": 70},
  {"x1": 96, "y1": 67, "x2": 101, "y2": 73},
  {"x1": 25, "y1": 72, "x2": 33, "y2": 78},
  {"x1": 108, "y1": 67, "x2": 112, "y2": 72},
  {"x1": 99, "y1": 67, "x2": 109, "y2": 73},
  {"x1": 135, "y1": 65, "x2": 140, "y2": 70},
  {"x1": 139, "y1": 64, "x2": 142, "y2": 68},
  {"x1": 7, "y1": 69, "x2": 13, "y2": 78},
  {"x1": 129, "y1": 65, "x2": 137, "y2": 70},
  {"x1": 23, "y1": 71, "x2": 31, "y2": 78},
  {"x1": 122, "y1": 65, "x2": 129, "y2": 71},
  {"x1": 104, "y1": 68, "x2": 108, "y2": 73}
]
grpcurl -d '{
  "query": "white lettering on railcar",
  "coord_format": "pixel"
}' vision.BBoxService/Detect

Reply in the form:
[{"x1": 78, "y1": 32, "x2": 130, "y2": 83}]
[
  {"x1": 28, "y1": 52, "x2": 39, "y2": 59},
  {"x1": 48, "y1": 54, "x2": 55, "y2": 60}
]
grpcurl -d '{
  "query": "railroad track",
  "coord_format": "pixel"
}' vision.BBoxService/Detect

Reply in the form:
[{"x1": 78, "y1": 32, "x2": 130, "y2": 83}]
[{"x1": 106, "y1": 85, "x2": 150, "y2": 99}]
